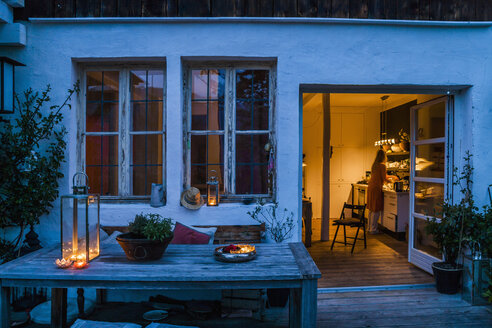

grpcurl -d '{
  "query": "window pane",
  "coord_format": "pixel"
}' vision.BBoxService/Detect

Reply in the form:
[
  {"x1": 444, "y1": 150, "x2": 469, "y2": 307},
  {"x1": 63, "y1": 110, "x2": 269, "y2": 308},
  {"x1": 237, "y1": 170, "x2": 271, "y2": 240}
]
[
  {"x1": 86, "y1": 136, "x2": 118, "y2": 166},
  {"x1": 86, "y1": 163, "x2": 118, "y2": 196},
  {"x1": 236, "y1": 165, "x2": 252, "y2": 194},
  {"x1": 253, "y1": 70, "x2": 269, "y2": 99},
  {"x1": 130, "y1": 70, "x2": 146, "y2": 101},
  {"x1": 236, "y1": 70, "x2": 252, "y2": 99},
  {"x1": 148, "y1": 70, "x2": 164, "y2": 101},
  {"x1": 191, "y1": 134, "x2": 224, "y2": 194},
  {"x1": 192, "y1": 69, "x2": 224, "y2": 100},
  {"x1": 236, "y1": 134, "x2": 269, "y2": 195},
  {"x1": 191, "y1": 135, "x2": 206, "y2": 164},
  {"x1": 236, "y1": 101, "x2": 269, "y2": 131},
  {"x1": 86, "y1": 71, "x2": 119, "y2": 102},
  {"x1": 191, "y1": 165, "x2": 206, "y2": 194},
  {"x1": 416, "y1": 101, "x2": 445, "y2": 140},
  {"x1": 192, "y1": 70, "x2": 208, "y2": 100},
  {"x1": 207, "y1": 135, "x2": 224, "y2": 164},
  {"x1": 191, "y1": 101, "x2": 207, "y2": 130},
  {"x1": 103, "y1": 71, "x2": 119, "y2": 101},
  {"x1": 236, "y1": 69, "x2": 269, "y2": 100},
  {"x1": 132, "y1": 135, "x2": 163, "y2": 166},
  {"x1": 236, "y1": 134, "x2": 269, "y2": 164},
  {"x1": 236, "y1": 165, "x2": 269, "y2": 195},
  {"x1": 132, "y1": 102, "x2": 163, "y2": 131},
  {"x1": 253, "y1": 165, "x2": 268, "y2": 194},
  {"x1": 413, "y1": 217, "x2": 441, "y2": 259},
  {"x1": 86, "y1": 102, "x2": 101, "y2": 132},
  {"x1": 132, "y1": 134, "x2": 163, "y2": 196},
  {"x1": 208, "y1": 101, "x2": 224, "y2": 130},
  {"x1": 191, "y1": 165, "x2": 224, "y2": 196},
  {"x1": 191, "y1": 100, "x2": 224, "y2": 131},
  {"x1": 415, "y1": 143, "x2": 445, "y2": 178},
  {"x1": 133, "y1": 165, "x2": 162, "y2": 196},
  {"x1": 414, "y1": 182, "x2": 444, "y2": 217},
  {"x1": 102, "y1": 166, "x2": 118, "y2": 195},
  {"x1": 86, "y1": 71, "x2": 102, "y2": 102}
]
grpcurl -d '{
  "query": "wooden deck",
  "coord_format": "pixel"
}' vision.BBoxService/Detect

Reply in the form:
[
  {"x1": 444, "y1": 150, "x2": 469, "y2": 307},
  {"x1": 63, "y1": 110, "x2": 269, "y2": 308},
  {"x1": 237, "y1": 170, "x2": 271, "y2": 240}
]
[
  {"x1": 22, "y1": 287, "x2": 492, "y2": 327},
  {"x1": 304, "y1": 218, "x2": 434, "y2": 288}
]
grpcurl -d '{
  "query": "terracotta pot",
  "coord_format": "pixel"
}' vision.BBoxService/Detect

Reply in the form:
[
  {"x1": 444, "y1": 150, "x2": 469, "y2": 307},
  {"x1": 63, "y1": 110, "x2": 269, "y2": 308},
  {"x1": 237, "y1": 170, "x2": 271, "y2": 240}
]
[
  {"x1": 399, "y1": 141, "x2": 409, "y2": 151},
  {"x1": 116, "y1": 232, "x2": 173, "y2": 261}
]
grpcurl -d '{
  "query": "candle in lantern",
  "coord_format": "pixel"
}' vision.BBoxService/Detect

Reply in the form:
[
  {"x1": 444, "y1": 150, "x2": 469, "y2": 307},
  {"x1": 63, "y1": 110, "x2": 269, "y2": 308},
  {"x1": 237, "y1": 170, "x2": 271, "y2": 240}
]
[{"x1": 208, "y1": 198, "x2": 216, "y2": 206}]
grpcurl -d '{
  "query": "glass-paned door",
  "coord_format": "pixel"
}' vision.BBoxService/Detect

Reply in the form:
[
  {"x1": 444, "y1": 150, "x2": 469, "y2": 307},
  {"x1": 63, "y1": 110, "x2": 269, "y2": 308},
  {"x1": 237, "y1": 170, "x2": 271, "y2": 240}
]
[{"x1": 408, "y1": 96, "x2": 452, "y2": 273}]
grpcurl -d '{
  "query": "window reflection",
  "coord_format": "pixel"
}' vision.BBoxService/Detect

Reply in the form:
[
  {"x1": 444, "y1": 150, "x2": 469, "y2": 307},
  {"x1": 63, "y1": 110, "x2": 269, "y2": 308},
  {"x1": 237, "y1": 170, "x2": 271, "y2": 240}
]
[
  {"x1": 416, "y1": 102, "x2": 445, "y2": 140},
  {"x1": 414, "y1": 217, "x2": 441, "y2": 259},
  {"x1": 415, "y1": 143, "x2": 445, "y2": 178},
  {"x1": 414, "y1": 182, "x2": 444, "y2": 217}
]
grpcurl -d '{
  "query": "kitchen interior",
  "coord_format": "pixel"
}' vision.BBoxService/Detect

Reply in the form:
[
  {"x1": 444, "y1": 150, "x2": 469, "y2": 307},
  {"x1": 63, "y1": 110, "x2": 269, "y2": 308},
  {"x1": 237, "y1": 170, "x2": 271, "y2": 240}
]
[{"x1": 303, "y1": 92, "x2": 443, "y2": 287}]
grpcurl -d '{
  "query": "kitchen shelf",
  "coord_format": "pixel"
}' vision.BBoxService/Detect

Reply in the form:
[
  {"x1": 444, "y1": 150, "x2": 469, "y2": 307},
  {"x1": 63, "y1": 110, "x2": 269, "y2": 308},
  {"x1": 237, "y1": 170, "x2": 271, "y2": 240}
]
[{"x1": 386, "y1": 151, "x2": 409, "y2": 156}]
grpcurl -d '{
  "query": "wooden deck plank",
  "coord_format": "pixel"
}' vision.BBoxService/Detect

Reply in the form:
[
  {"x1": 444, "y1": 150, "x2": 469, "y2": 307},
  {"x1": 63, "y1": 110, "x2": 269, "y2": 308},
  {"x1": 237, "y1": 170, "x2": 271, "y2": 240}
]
[{"x1": 305, "y1": 218, "x2": 434, "y2": 288}]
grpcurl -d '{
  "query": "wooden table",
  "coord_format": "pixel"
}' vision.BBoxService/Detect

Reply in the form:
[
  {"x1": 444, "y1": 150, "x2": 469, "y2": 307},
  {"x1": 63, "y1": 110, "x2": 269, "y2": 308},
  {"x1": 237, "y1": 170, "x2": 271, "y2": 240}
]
[{"x1": 0, "y1": 243, "x2": 320, "y2": 328}]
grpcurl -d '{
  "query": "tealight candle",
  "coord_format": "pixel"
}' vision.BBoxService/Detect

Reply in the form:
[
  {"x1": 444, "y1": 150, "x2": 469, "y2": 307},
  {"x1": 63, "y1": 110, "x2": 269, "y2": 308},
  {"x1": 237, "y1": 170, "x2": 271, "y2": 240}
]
[
  {"x1": 73, "y1": 261, "x2": 87, "y2": 269},
  {"x1": 55, "y1": 258, "x2": 73, "y2": 269}
]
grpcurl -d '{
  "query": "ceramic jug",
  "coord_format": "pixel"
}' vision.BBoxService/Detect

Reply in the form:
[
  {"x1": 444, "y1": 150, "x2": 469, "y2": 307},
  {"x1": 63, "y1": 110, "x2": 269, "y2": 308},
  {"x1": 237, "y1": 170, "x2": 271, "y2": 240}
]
[{"x1": 150, "y1": 183, "x2": 165, "y2": 207}]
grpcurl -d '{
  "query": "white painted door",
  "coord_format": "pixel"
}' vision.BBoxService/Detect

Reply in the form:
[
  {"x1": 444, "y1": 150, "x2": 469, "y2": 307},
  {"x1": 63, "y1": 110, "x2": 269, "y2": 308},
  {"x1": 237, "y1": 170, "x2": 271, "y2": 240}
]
[{"x1": 408, "y1": 96, "x2": 452, "y2": 273}]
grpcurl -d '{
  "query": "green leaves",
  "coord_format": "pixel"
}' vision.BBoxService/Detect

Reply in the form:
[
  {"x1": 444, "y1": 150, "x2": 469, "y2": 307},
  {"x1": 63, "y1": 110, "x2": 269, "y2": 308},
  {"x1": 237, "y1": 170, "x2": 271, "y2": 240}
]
[
  {"x1": 128, "y1": 213, "x2": 174, "y2": 242},
  {"x1": 247, "y1": 200, "x2": 294, "y2": 243},
  {"x1": 0, "y1": 82, "x2": 80, "y2": 261}
]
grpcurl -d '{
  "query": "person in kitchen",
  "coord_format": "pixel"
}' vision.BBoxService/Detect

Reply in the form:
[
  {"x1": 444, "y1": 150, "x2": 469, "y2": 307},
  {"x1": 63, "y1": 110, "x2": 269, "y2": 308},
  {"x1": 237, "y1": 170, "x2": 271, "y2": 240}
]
[{"x1": 367, "y1": 149, "x2": 399, "y2": 234}]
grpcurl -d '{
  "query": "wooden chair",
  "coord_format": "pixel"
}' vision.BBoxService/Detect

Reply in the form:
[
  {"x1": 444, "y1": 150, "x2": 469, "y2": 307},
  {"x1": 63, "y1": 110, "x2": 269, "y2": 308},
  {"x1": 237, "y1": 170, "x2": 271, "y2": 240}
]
[{"x1": 330, "y1": 203, "x2": 367, "y2": 254}]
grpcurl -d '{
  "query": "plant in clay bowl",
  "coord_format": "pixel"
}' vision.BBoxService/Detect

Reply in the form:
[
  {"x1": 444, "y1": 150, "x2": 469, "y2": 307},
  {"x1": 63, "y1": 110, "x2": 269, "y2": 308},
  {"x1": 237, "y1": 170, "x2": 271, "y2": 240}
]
[{"x1": 117, "y1": 213, "x2": 174, "y2": 261}]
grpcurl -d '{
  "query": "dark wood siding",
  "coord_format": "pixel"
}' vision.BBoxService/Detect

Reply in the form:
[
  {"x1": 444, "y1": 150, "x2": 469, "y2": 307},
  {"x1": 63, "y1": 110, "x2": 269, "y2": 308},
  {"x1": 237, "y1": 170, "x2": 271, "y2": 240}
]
[{"x1": 14, "y1": 0, "x2": 492, "y2": 21}]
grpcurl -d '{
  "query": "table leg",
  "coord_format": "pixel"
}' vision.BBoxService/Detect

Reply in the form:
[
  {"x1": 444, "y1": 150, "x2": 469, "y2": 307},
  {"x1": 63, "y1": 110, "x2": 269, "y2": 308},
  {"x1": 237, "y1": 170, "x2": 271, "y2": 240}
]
[
  {"x1": 1, "y1": 286, "x2": 10, "y2": 328},
  {"x1": 77, "y1": 288, "x2": 85, "y2": 318},
  {"x1": 289, "y1": 279, "x2": 317, "y2": 328},
  {"x1": 51, "y1": 288, "x2": 67, "y2": 328}
]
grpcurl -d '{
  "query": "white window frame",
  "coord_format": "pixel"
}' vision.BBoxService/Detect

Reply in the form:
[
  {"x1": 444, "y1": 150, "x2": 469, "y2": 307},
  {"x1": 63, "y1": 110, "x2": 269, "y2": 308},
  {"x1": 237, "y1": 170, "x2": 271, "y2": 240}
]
[
  {"x1": 183, "y1": 61, "x2": 277, "y2": 201},
  {"x1": 77, "y1": 63, "x2": 167, "y2": 200}
]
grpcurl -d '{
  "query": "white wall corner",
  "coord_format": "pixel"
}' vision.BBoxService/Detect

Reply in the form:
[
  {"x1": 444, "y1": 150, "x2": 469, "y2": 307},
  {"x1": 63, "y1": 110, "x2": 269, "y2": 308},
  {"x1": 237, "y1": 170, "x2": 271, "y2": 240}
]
[
  {"x1": 0, "y1": 1, "x2": 13, "y2": 23},
  {"x1": 3, "y1": 0, "x2": 24, "y2": 8},
  {"x1": 0, "y1": 22, "x2": 26, "y2": 46}
]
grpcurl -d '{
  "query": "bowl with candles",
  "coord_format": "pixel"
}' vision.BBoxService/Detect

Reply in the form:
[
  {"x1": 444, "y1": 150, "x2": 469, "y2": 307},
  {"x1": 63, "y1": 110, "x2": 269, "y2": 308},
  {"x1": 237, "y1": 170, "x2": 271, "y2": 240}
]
[{"x1": 214, "y1": 244, "x2": 256, "y2": 263}]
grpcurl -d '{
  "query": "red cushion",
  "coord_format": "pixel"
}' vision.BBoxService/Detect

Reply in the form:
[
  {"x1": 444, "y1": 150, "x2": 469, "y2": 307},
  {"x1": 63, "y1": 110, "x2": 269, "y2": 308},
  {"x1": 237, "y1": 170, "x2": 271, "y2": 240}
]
[{"x1": 170, "y1": 222, "x2": 211, "y2": 244}]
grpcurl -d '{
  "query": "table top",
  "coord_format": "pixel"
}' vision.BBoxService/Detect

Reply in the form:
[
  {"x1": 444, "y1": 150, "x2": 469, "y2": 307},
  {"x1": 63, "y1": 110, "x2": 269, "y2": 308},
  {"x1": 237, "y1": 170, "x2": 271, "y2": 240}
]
[{"x1": 0, "y1": 243, "x2": 320, "y2": 286}]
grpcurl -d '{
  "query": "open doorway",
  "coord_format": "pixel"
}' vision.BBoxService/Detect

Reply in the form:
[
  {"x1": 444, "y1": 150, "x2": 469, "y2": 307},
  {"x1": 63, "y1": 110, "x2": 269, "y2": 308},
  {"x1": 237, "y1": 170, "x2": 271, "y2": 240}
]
[{"x1": 301, "y1": 92, "x2": 450, "y2": 288}]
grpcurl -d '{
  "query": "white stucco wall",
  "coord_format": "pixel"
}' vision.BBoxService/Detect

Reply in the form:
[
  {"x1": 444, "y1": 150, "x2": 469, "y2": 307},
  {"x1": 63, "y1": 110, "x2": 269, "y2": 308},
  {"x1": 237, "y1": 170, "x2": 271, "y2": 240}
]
[{"x1": 1, "y1": 18, "x2": 491, "y2": 247}]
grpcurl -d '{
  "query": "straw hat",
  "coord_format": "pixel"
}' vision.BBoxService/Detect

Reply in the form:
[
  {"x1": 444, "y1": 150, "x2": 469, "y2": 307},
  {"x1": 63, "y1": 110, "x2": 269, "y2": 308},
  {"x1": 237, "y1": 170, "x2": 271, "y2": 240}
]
[{"x1": 180, "y1": 187, "x2": 204, "y2": 210}]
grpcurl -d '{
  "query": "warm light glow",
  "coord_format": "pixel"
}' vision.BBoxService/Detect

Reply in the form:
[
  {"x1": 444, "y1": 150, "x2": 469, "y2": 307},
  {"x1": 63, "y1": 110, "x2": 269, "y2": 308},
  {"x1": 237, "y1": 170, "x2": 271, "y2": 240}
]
[
  {"x1": 55, "y1": 258, "x2": 73, "y2": 269},
  {"x1": 69, "y1": 254, "x2": 86, "y2": 261},
  {"x1": 73, "y1": 261, "x2": 88, "y2": 269},
  {"x1": 208, "y1": 198, "x2": 217, "y2": 206},
  {"x1": 230, "y1": 244, "x2": 256, "y2": 254}
]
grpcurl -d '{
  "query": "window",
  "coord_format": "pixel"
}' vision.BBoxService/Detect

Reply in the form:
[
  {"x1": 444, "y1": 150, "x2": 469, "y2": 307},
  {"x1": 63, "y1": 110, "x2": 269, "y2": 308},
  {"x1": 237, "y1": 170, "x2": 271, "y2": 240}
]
[
  {"x1": 82, "y1": 66, "x2": 165, "y2": 198},
  {"x1": 184, "y1": 64, "x2": 276, "y2": 200}
]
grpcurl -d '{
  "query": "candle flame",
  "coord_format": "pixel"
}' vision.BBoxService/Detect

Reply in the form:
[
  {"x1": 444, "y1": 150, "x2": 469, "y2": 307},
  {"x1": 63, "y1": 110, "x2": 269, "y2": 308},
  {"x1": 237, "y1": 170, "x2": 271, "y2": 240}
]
[{"x1": 229, "y1": 244, "x2": 255, "y2": 254}]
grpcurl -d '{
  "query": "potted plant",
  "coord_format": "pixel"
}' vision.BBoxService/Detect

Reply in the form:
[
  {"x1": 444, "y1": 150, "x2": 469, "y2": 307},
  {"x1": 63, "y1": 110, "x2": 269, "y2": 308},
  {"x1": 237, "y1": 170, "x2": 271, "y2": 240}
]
[
  {"x1": 117, "y1": 213, "x2": 174, "y2": 261},
  {"x1": 398, "y1": 128, "x2": 410, "y2": 151},
  {"x1": 247, "y1": 200, "x2": 294, "y2": 307},
  {"x1": 425, "y1": 152, "x2": 474, "y2": 294}
]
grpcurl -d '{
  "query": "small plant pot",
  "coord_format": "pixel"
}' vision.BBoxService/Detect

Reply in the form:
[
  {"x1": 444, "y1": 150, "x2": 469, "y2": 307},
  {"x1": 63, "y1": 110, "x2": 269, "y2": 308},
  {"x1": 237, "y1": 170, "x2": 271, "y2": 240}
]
[
  {"x1": 116, "y1": 232, "x2": 174, "y2": 261},
  {"x1": 432, "y1": 262, "x2": 463, "y2": 294}
]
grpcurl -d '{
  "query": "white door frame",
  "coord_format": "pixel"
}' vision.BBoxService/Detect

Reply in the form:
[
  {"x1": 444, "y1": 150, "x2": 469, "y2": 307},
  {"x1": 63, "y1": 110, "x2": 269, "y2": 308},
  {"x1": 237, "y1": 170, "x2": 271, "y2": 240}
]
[{"x1": 408, "y1": 96, "x2": 453, "y2": 273}]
